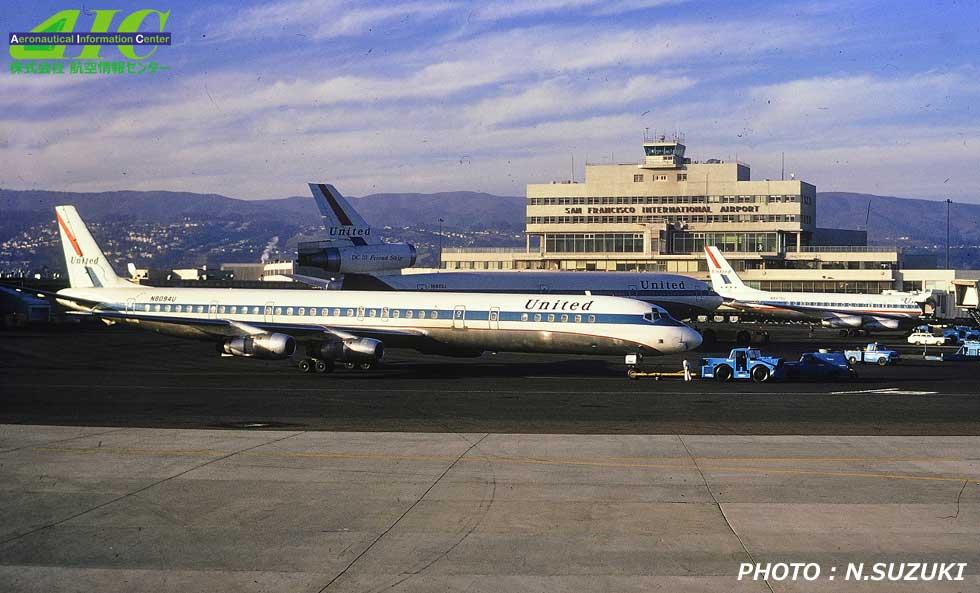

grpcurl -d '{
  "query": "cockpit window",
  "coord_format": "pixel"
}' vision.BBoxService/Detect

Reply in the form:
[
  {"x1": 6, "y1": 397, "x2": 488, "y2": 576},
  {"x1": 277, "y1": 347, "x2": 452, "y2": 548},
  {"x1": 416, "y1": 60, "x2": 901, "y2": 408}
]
[{"x1": 643, "y1": 310, "x2": 664, "y2": 322}]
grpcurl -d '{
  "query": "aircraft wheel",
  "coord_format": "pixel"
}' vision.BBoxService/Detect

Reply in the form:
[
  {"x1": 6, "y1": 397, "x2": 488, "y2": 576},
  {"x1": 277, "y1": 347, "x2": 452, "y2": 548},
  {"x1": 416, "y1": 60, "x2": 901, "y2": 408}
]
[
  {"x1": 297, "y1": 358, "x2": 313, "y2": 373},
  {"x1": 344, "y1": 362, "x2": 356, "y2": 370},
  {"x1": 751, "y1": 365, "x2": 770, "y2": 383},
  {"x1": 358, "y1": 362, "x2": 375, "y2": 371},
  {"x1": 315, "y1": 359, "x2": 333, "y2": 374},
  {"x1": 627, "y1": 369, "x2": 638, "y2": 380},
  {"x1": 714, "y1": 365, "x2": 733, "y2": 382}
]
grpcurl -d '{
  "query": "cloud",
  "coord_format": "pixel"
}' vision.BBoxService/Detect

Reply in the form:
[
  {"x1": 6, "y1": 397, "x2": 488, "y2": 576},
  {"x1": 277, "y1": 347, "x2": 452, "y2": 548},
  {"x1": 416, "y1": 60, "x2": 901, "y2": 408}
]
[
  {"x1": 208, "y1": 0, "x2": 453, "y2": 40},
  {"x1": 472, "y1": 0, "x2": 684, "y2": 21},
  {"x1": 466, "y1": 74, "x2": 696, "y2": 127},
  {"x1": 2, "y1": 4, "x2": 979, "y2": 203}
]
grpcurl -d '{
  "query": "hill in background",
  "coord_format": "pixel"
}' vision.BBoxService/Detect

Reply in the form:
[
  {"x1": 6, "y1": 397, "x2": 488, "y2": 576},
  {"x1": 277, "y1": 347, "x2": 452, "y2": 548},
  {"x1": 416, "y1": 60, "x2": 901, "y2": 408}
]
[{"x1": 1, "y1": 187, "x2": 977, "y2": 272}]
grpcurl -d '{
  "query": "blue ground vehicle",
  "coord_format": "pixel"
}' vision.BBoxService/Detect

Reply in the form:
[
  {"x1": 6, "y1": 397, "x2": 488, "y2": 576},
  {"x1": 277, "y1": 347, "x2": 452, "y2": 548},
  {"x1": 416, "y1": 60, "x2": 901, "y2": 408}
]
[
  {"x1": 941, "y1": 340, "x2": 980, "y2": 361},
  {"x1": 782, "y1": 351, "x2": 857, "y2": 380},
  {"x1": 843, "y1": 343, "x2": 900, "y2": 366},
  {"x1": 700, "y1": 348, "x2": 784, "y2": 382},
  {"x1": 943, "y1": 326, "x2": 980, "y2": 345}
]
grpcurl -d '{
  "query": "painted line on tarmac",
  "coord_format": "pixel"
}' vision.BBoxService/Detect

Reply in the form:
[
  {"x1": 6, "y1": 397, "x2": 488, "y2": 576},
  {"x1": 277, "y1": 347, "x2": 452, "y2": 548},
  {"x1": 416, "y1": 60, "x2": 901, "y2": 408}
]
[
  {"x1": 29, "y1": 444, "x2": 980, "y2": 485},
  {"x1": 831, "y1": 387, "x2": 938, "y2": 395},
  {"x1": 3, "y1": 383, "x2": 961, "y2": 396}
]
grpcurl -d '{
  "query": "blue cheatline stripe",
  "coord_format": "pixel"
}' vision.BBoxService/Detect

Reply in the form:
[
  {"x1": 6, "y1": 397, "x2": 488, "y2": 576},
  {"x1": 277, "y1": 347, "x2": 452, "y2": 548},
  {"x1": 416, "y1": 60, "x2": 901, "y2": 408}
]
[{"x1": 106, "y1": 302, "x2": 683, "y2": 326}]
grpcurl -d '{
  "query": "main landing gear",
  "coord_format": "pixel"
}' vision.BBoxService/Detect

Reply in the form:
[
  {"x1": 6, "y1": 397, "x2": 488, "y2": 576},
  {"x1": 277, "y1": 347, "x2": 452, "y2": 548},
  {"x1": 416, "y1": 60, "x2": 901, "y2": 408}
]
[
  {"x1": 297, "y1": 358, "x2": 334, "y2": 373},
  {"x1": 295, "y1": 358, "x2": 378, "y2": 373}
]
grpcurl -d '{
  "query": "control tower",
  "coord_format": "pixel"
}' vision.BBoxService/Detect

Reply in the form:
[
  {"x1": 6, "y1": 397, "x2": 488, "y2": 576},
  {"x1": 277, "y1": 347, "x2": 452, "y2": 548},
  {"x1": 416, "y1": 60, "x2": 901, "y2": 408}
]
[{"x1": 639, "y1": 135, "x2": 687, "y2": 169}]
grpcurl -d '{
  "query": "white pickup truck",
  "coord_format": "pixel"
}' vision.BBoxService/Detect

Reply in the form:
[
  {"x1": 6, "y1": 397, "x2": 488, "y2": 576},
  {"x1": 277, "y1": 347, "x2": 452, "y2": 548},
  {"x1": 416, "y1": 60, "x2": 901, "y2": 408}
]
[{"x1": 907, "y1": 332, "x2": 948, "y2": 346}]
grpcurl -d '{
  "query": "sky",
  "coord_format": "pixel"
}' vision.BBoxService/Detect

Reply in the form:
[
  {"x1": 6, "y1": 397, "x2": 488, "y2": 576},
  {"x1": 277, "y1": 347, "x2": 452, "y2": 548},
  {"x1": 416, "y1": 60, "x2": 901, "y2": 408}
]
[{"x1": 2, "y1": 0, "x2": 979, "y2": 202}]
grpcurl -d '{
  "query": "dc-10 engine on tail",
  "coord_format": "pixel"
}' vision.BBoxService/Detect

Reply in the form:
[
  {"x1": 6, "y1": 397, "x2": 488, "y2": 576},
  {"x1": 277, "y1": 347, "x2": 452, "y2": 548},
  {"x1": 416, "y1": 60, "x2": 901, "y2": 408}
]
[
  {"x1": 298, "y1": 183, "x2": 416, "y2": 274},
  {"x1": 299, "y1": 242, "x2": 417, "y2": 274}
]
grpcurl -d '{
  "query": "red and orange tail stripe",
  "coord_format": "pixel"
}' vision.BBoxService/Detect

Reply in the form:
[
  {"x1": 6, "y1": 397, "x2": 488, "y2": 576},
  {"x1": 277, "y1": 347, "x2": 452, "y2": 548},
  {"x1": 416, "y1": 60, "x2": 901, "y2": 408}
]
[{"x1": 56, "y1": 211, "x2": 83, "y2": 257}]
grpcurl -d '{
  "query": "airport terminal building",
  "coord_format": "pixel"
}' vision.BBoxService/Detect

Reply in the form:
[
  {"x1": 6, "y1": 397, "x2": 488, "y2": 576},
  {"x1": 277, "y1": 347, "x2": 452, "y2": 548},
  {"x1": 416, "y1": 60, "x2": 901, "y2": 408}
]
[{"x1": 441, "y1": 137, "x2": 978, "y2": 315}]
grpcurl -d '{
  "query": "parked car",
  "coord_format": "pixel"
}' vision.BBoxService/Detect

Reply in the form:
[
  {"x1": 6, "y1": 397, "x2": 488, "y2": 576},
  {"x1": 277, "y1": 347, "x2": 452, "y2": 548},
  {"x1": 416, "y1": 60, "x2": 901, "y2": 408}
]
[
  {"x1": 843, "y1": 343, "x2": 900, "y2": 366},
  {"x1": 907, "y1": 332, "x2": 948, "y2": 346},
  {"x1": 782, "y1": 351, "x2": 858, "y2": 380}
]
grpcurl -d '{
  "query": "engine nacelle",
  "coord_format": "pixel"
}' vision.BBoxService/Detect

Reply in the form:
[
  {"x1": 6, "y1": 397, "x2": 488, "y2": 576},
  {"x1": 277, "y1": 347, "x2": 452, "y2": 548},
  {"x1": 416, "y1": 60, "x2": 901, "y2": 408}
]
[
  {"x1": 222, "y1": 333, "x2": 296, "y2": 359},
  {"x1": 861, "y1": 316, "x2": 901, "y2": 331},
  {"x1": 300, "y1": 244, "x2": 416, "y2": 274},
  {"x1": 821, "y1": 315, "x2": 863, "y2": 329},
  {"x1": 319, "y1": 337, "x2": 385, "y2": 363}
]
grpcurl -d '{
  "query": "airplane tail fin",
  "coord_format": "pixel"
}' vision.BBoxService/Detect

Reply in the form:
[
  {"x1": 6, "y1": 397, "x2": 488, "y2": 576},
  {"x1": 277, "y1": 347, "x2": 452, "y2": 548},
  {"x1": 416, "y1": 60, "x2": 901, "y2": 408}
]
[
  {"x1": 308, "y1": 183, "x2": 375, "y2": 246},
  {"x1": 55, "y1": 205, "x2": 133, "y2": 289},
  {"x1": 704, "y1": 246, "x2": 748, "y2": 296}
]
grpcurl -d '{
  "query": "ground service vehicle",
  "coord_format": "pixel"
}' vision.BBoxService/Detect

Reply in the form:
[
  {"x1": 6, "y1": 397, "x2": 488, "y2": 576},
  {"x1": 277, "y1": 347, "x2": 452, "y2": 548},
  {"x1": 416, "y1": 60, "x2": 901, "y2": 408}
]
[
  {"x1": 907, "y1": 332, "x2": 948, "y2": 346},
  {"x1": 699, "y1": 348, "x2": 783, "y2": 382},
  {"x1": 843, "y1": 343, "x2": 900, "y2": 366},
  {"x1": 943, "y1": 326, "x2": 980, "y2": 344},
  {"x1": 941, "y1": 341, "x2": 980, "y2": 362},
  {"x1": 782, "y1": 351, "x2": 857, "y2": 380}
]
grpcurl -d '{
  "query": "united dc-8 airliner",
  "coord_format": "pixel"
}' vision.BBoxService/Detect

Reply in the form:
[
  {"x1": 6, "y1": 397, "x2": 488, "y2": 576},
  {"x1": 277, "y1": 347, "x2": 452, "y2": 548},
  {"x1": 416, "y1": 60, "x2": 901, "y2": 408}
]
[{"x1": 46, "y1": 206, "x2": 701, "y2": 372}]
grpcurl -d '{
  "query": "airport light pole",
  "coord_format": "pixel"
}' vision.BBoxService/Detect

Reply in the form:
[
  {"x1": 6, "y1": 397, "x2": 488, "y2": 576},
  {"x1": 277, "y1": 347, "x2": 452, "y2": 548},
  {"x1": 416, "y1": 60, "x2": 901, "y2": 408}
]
[
  {"x1": 945, "y1": 199, "x2": 952, "y2": 270},
  {"x1": 438, "y1": 218, "x2": 444, "y2": 270}
]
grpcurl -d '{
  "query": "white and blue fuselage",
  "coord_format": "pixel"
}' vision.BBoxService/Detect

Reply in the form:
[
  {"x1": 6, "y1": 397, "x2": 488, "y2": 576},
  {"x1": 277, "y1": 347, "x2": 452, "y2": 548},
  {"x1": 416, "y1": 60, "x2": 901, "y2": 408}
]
[{"x1": 59, "y1": 286, "x2": 701, "y2": 356}]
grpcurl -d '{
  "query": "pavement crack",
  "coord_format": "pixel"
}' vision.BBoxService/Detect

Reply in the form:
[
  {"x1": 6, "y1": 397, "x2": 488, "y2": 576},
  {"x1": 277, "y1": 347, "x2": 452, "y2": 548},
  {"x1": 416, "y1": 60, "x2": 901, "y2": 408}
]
[
  {"x1": 0, "y1": 430, "x2": 305, "y2": 547},
  {"x1": 941, "y1": 480, "x2": 969, "y2": 519},
  {"x1": 318, "y1": 433, "x2": 490, "y2": 593},
  {"x1": 385, "y1": 434, "x2": 498, "y2": 590},
  {"x1": 0, "y1": 426, "x2": 129, "y2": 456},
  {"x1": 677, "y1": 435, "x2": 775, "y2": 593}
]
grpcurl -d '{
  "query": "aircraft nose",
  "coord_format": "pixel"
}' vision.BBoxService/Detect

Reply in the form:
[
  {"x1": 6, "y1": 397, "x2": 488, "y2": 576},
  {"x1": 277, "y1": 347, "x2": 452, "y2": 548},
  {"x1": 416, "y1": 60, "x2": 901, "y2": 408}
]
[{"x1": 677, "y1": 325, "x2": 702, "y2": 352}]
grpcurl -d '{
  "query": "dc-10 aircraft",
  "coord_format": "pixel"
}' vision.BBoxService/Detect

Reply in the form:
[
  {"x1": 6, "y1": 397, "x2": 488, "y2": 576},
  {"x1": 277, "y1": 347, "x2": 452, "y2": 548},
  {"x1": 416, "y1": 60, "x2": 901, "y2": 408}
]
[
  {"x1": 46, "y1": 206, "x2": 701, "y2": 373},
  {"x1": 704, "y1": 246, "x2": 926, "y2": 332},
  {"x1": 340, "y1": 271, "x2": 722, "y2": 320},
  {"x1": 304, "y1": 183, "x2": 722, "y2": 319}
]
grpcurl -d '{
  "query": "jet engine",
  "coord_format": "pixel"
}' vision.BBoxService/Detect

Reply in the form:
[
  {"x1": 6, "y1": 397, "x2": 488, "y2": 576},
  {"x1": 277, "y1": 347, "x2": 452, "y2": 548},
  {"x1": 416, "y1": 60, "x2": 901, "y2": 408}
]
[
  {"x1": 861, "y1": 316, "x2": 901, "y2": 331},
  {"x1": 222, "y1": 333, "x2": 296, "y2": 359},
  {"x1": 319, "y1": 337, "x2": 385, "y2": 364},
  {"x1": 299, "y1": 244, "x2": 417, "y2": 274},
  {"x1": 821, "y1": 315, "x2": 863, "y2": 329}
]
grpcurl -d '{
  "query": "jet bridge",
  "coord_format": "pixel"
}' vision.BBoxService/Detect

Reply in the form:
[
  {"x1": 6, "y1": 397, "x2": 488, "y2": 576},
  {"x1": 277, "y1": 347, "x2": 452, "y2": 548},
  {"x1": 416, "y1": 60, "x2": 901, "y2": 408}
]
[{"x1": 952, "y1": 279, "x2": 980, "y2": 325}]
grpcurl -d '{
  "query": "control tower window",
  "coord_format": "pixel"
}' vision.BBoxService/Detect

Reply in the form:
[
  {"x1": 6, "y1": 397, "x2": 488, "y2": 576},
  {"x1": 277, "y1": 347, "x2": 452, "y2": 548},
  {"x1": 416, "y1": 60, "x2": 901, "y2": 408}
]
[{"x1": 644, "y1": 146, "x2": 675, "y2": 156}]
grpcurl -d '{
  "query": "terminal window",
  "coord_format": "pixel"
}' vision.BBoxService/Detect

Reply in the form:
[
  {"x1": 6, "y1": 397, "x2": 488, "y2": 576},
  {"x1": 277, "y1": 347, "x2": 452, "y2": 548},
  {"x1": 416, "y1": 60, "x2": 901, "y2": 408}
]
[
  {"x1": 545, "y1": 233, "x2": 644, "y2": 253},
  {"x1": 633, "y1": 174, "x2": 644, "y2": 182},
  {"x1": 672, "y1": 231, "x2": 781, "y2": 253}
]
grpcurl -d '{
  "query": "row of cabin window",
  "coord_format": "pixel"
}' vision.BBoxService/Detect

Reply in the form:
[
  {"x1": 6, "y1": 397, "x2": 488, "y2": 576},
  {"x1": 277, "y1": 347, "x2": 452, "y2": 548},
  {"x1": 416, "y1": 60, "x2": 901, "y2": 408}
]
[
  {"x1": 520, "y1": 313, "x2": 596, "y2": 323},
  {"x1": 779, "y1": 302, "x2": 912, "y2": 309},
  {"x1": 136, "y1": 303, "x2": 600, "y2": 323},
  {"x1": 138, "y1": 303, "x2": 443, "y2": 319}
]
